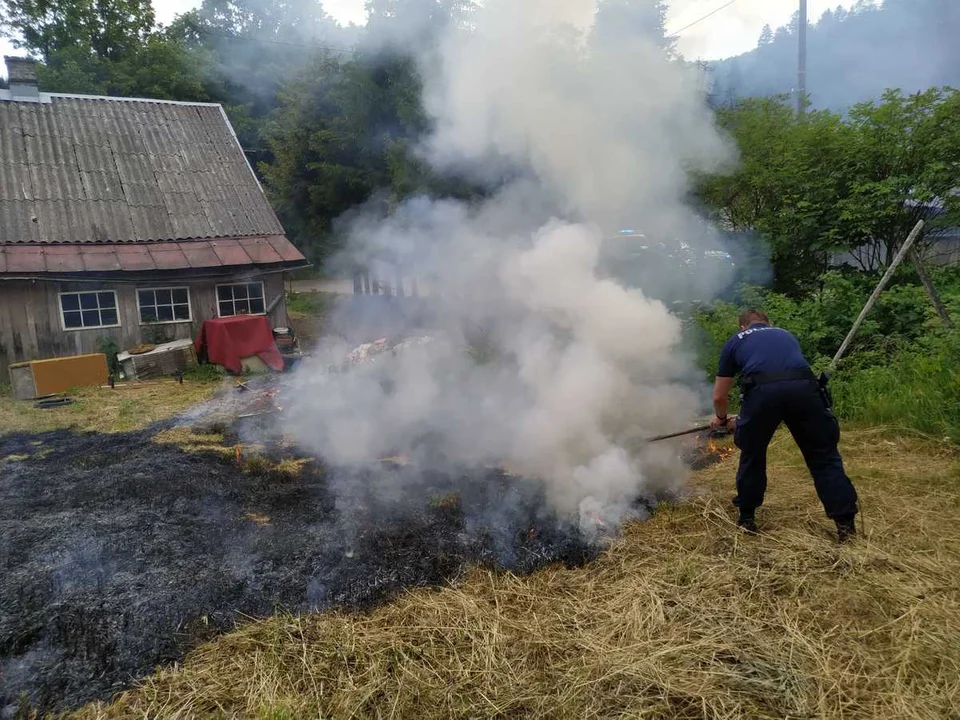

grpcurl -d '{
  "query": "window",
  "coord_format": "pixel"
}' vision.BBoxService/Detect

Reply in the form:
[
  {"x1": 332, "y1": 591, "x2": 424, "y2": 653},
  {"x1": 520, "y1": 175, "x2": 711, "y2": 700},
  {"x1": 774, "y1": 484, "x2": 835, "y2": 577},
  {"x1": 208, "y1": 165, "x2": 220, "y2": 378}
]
[
  {"x1": 138, "y1": 287, "x2": 191, "y2": 324},
  {"x1": 59, "y1": 291, "x2": 120, "y2": 330},
  {"x1": 217, "y1": 282, "x2": 265, "y2": 317}
]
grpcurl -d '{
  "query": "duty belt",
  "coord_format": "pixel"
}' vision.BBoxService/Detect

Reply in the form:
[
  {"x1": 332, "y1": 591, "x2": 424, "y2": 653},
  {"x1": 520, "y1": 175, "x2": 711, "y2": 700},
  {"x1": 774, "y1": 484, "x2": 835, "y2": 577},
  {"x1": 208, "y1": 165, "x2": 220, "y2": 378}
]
[{"x1": 740, "y1": 368, "x2": 816, "y2": 389}]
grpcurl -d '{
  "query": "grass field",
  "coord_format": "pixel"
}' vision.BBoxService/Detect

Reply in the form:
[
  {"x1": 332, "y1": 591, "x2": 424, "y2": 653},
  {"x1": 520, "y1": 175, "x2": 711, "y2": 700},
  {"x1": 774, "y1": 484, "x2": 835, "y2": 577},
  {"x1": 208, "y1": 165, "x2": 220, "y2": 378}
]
[
  {"x1": 70, "y1": 427, "x2": 960, "y2": 720},
  {"x1": 0, "y1": 378, "x2": 220, "y2": 435}
]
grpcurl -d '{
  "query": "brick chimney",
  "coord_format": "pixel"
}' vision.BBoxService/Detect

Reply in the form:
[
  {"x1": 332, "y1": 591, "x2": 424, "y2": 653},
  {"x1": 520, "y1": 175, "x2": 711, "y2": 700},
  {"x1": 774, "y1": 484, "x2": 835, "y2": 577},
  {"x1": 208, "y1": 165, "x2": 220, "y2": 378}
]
[{"x1": 4, "y1": 56, "x2": 40, "y2": 102}]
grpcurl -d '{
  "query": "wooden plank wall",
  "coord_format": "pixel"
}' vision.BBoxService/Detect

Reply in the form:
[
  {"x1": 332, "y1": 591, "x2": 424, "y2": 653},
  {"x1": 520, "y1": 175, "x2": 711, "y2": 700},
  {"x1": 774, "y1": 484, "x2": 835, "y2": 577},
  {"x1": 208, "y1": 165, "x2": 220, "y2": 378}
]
[{"x1": 0, "y1": 273, "x2": 288, "y2": 379}]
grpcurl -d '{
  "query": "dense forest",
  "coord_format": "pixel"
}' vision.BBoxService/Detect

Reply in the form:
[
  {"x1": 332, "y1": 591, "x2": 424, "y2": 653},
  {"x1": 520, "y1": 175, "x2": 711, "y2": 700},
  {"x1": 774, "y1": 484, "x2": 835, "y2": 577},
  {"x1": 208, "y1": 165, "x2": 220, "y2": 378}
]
[{"x1": 710, "y1": 0, "x2": 960, "y2": 111}]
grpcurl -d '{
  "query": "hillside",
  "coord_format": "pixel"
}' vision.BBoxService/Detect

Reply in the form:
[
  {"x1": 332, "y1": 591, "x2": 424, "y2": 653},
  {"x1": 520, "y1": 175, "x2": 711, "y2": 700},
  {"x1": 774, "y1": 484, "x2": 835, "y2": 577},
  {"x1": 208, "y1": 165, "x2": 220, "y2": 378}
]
[{"x1": 710, "y1": 0, "x2": 960, "y2": 111}]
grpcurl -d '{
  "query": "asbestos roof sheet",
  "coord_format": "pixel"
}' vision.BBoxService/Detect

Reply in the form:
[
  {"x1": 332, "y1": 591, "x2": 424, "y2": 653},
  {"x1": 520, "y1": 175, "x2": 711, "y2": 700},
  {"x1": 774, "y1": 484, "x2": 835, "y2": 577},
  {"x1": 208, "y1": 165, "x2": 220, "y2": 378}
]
[
  {"x1": 0, "y1": 95, "x2": 286, "y2": 247},
  {"x1": 0, "y1": 235, "x2": 305, "y2": 274}
]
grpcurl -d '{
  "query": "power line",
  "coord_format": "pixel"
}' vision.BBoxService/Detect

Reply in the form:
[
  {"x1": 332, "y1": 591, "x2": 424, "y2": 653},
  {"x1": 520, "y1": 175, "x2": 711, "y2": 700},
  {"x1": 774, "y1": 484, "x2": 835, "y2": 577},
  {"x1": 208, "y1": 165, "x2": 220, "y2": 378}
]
[{"x1": 668, "y1": 0, "x2": 739, "y2": 35}]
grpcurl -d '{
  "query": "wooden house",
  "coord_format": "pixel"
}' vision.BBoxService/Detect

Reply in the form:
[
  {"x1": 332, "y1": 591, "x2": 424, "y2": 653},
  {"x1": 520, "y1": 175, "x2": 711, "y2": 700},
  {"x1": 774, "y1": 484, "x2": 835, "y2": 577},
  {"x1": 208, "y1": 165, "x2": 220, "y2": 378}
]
[{"x1": 0, "y1": 56, "x2": 308, "y2": 378}]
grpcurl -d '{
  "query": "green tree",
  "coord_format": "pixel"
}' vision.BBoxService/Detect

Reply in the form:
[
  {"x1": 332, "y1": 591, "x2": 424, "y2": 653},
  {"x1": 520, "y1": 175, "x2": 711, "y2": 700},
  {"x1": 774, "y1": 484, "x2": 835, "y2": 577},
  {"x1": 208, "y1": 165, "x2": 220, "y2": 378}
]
[
  {"x1": 1, "y1": 0, "x2": 155, "y2": 62},
  {"x1": 757, "y1": 23, "x2": 773, "y2": 46},
  {"x1": 696, "y1": 89, "x2": 960, "y2": 295},
  {"x1": 839, "y1": 88, "x2": 960, "y2": 269},
  {"x1": 697, "y1": 97, "x2": 857, "y2": 294},
  {"x1": 261, "y1": 53, "x2": 423, "y2": 262}
]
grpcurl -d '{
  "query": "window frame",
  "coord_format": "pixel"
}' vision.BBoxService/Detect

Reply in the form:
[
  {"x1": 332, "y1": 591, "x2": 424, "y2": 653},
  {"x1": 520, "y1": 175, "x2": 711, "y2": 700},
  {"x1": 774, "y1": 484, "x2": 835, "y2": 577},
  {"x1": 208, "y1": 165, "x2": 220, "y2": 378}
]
[
  {"x1": 58, "y1": 290, "x2": 121, "y2": 331},
  {"x1": 135, "y1": 286, "x2": 193, "y2": 326},
  {"x1": 215, "y1": 281, "x2": 267, "y2": 318}
]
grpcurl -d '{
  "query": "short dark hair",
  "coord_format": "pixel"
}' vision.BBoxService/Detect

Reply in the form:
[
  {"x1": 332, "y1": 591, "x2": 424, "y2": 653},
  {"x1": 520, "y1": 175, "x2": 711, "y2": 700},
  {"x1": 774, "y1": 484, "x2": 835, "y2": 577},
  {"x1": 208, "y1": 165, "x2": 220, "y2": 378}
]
[{"x1": 738, "y1": 309, "x2": 770, "y2": 327}]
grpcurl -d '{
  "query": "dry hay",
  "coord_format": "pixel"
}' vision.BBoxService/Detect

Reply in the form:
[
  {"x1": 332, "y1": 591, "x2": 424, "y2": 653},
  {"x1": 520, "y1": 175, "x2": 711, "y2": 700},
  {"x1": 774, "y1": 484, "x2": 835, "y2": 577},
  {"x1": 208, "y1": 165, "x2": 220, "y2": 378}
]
[{"x1": 73, "y1": 428, "x2": 960, "y2": 720}]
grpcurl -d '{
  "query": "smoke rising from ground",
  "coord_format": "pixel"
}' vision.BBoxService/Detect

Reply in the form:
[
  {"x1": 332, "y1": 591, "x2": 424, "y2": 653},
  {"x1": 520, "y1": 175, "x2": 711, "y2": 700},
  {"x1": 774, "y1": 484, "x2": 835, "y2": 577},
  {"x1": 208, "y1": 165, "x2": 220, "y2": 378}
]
[{"x1": 283, "y1": 0, "x2": 736, "y2": 529}]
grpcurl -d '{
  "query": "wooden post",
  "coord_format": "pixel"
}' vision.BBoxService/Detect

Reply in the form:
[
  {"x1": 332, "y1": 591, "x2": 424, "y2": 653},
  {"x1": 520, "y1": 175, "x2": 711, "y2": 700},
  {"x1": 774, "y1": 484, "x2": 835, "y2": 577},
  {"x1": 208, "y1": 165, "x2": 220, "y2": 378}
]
[
  {"x1": 830, "y1": 220, "x2": 924, "y2": 372},
  {"x1": 909, "y1": 248, "x2": 954, "y2": 328}
]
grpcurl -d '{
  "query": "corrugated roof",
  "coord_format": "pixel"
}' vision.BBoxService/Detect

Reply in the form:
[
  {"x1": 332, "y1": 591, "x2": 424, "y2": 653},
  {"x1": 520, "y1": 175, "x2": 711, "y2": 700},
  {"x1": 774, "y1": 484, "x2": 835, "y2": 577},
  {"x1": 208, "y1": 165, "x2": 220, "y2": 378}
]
[
  {"x1": 0, "y1": 95, "x2": 287, "y2": 247},
  {"x1": 0, "y1": 236, "x2": 302, "y2": 273}
]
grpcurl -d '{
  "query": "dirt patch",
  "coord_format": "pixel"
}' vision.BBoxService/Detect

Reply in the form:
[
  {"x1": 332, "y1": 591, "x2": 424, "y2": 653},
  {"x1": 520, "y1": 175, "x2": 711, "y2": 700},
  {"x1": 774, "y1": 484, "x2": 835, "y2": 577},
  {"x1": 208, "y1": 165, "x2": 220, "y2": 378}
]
[{"x1": 0, "y1": 424, "x2": 603, "y2": 716}]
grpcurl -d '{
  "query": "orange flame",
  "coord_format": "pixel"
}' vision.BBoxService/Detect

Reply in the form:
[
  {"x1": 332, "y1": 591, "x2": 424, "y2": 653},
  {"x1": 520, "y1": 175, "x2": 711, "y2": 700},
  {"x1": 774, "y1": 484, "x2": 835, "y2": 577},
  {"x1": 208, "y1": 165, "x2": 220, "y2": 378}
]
[
  {"x1": 707, "y1": 438, "x2": 736, "y2": 460},
  {"x1": 587, "y1": 512, "x2": 608, "y2": 530}
]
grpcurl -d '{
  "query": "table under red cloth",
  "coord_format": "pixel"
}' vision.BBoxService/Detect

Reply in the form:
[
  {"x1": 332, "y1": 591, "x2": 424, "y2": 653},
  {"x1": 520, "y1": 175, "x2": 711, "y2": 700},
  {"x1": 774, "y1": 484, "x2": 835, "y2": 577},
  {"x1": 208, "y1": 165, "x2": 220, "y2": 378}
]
[{"x1": 195, "y1": 316, "x2": 284, "y2": 374}]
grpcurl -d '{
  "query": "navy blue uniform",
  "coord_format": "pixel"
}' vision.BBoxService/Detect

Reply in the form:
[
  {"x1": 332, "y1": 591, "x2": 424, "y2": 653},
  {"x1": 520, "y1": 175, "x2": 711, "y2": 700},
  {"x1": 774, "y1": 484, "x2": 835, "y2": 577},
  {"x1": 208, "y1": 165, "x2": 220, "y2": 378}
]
[{"x1": 718, "y1": 324, "x2": 858, "y2": 520}]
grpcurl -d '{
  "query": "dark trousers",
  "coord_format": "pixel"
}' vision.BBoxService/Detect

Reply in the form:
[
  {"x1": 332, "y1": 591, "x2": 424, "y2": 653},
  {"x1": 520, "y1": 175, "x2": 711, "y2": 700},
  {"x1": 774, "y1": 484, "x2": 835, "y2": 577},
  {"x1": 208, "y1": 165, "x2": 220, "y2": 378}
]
[{"x1": 733, "y1": 379, "x2": 858, "y2": 519}]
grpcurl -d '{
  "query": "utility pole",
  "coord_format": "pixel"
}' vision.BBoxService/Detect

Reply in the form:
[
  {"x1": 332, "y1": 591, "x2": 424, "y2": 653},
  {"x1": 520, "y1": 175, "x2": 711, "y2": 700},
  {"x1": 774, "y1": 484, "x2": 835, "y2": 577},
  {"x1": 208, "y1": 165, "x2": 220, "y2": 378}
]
[{"x1": 797, "y1": 0, "x2": 808, "y2": 116}]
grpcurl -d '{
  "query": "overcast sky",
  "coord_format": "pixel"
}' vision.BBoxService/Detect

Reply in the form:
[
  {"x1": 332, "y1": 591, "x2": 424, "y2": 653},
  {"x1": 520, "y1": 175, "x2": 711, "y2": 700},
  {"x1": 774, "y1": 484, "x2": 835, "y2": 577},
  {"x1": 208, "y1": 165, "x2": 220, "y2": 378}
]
[{"x1": 2, "y1": 1, "x2": 866, "y2": 73}]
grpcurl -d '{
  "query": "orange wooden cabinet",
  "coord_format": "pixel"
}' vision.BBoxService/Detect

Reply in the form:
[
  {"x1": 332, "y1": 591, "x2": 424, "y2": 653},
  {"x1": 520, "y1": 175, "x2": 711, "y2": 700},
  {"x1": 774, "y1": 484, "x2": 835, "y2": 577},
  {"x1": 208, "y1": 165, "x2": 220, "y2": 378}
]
[{"x1": 9, "y1": 354, "x2": 109, "y2": 400}]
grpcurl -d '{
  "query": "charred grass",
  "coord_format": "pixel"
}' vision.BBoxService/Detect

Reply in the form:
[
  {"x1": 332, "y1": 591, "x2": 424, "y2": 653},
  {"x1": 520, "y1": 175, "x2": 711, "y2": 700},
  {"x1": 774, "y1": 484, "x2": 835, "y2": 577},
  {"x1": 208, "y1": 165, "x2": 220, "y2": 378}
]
[
  {"x1": 71, "y1": 428, "x2": 960, "y2": 720},
  {"x1": 1, "y1": 421, "x2": 597, "y2": 716}
]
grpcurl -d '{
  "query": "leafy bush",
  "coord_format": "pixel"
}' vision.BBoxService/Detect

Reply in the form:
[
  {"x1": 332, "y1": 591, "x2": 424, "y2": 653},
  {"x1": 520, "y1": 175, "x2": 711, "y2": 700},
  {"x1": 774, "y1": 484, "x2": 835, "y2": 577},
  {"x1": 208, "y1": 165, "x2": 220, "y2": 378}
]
[
  {"x1": 96, "y1": 337, "x2": 121, "y2": 376},
  {"x1": 183, "y1": 364, "x2": 227, "y2": 382}
]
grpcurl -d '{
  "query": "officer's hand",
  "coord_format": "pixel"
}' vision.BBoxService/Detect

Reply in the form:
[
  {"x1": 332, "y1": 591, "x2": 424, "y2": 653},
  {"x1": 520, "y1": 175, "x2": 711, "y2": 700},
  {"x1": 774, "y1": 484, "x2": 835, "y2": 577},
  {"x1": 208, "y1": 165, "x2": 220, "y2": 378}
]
[
  {"x1": 725, "y1": 415, "x2": 738, "y2": 430},
  {"x1": 710, "y1": 415, "x2": 728, "y2": 430}
]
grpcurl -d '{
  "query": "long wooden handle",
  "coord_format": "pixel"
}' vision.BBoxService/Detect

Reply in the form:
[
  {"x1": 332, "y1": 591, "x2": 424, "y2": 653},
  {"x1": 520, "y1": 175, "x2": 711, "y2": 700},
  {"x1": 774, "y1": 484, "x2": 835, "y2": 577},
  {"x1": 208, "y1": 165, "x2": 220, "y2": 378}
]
[{"x1": 644, "y1": 425, "x2": 713, "y2": 443}]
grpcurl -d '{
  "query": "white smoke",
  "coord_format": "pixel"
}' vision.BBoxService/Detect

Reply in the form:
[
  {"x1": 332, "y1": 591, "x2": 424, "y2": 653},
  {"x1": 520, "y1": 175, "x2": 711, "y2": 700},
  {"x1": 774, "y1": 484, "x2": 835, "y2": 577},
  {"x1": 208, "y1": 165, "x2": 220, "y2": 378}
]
[{"x1": 282, "y1": 0, "x2": 736, "y2": 530}]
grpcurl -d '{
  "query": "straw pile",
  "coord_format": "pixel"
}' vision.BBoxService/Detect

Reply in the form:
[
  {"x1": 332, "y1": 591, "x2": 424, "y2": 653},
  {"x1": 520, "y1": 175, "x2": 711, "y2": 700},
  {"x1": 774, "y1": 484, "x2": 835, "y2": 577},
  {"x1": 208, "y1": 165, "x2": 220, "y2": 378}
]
[{"x1": 73, "y1": 428, "x2": 960, "y2": 720}]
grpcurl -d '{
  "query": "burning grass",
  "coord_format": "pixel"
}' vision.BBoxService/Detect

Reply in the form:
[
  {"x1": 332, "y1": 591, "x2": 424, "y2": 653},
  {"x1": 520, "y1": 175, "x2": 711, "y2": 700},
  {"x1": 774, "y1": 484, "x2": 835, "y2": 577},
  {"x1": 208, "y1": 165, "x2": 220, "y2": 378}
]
[{"x1": 71, "y1": 428, "x2": 960, "y2": 720}]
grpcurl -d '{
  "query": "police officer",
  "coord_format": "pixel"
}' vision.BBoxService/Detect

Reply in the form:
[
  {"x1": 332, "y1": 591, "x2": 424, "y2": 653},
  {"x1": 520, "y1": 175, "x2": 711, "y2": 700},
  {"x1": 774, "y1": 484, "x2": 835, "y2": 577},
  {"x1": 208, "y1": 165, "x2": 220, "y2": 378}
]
[{"x1": 710, "y1": 310, "x2": 859, "y2": 542}]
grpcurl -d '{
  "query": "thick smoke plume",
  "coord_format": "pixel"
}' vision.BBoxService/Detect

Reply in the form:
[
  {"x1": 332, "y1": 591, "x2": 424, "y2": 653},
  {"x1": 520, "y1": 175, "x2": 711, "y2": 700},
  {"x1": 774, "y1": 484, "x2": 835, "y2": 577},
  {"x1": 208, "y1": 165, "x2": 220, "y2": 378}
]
[{"x1": 283, "y1": 0, "x2": 735, "y2": 530}]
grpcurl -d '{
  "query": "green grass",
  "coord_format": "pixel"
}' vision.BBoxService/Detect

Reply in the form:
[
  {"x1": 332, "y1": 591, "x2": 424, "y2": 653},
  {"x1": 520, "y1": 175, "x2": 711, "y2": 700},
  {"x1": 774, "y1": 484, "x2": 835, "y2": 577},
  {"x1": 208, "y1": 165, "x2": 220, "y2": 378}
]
[
  {"x1": 286, "y1": 291, "x2": 337, "y2": 317},
  {"x1": 832, "y1": 332, "x2": 960, "y2": 443},
  {"x1": 183, "y1": 364, "x2": 229, "y2": 382}
]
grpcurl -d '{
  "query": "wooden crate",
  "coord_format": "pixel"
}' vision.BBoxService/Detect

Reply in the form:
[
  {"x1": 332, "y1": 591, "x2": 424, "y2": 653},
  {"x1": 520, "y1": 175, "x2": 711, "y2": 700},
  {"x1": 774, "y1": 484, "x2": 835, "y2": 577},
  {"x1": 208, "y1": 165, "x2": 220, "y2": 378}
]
[{"x1": 118, "y1": 340, "x2": 197, "y2": 381}]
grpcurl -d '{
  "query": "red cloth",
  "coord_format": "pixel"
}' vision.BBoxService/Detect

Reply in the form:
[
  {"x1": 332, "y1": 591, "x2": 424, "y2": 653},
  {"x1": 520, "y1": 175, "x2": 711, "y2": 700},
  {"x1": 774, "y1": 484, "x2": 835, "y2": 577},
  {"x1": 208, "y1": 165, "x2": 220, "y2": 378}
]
[{"x1": 195, "y1": 316, "x2": 284, "y2": 374}]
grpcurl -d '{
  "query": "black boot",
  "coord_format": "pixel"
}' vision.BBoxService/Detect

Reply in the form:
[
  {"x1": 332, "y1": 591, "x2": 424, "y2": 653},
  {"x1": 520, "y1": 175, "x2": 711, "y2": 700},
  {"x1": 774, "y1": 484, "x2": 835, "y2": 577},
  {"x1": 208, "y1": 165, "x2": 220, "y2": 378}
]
[
  {"x1": 738, "y1": 510, "x2": 758, "y2": 535},
  {"x1": 835, "y1": 515, "x2": 857, "y2": 544}
]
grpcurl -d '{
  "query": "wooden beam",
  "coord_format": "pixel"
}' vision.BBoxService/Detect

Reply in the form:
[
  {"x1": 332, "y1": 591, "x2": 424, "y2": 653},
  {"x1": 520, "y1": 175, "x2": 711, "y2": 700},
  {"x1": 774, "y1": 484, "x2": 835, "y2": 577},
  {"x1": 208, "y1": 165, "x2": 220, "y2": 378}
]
[{"x1": 909, "y1": 248, "x2": 954, "y2": 329}]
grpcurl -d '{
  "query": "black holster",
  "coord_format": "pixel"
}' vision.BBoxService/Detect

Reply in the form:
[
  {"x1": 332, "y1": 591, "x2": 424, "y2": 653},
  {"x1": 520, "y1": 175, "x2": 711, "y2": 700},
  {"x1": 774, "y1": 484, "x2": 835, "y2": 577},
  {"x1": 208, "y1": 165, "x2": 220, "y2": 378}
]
[{"x1": 818, "y1": 372, "x2": 834, "y2": 409}]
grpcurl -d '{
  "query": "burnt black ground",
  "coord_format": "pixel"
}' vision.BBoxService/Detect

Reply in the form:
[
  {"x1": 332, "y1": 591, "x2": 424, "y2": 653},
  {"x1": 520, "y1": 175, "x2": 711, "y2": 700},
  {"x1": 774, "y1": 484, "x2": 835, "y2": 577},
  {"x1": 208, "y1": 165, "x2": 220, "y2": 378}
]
[{"x1": 0, "y1": 425, "x2": 602, "y2": 716}]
